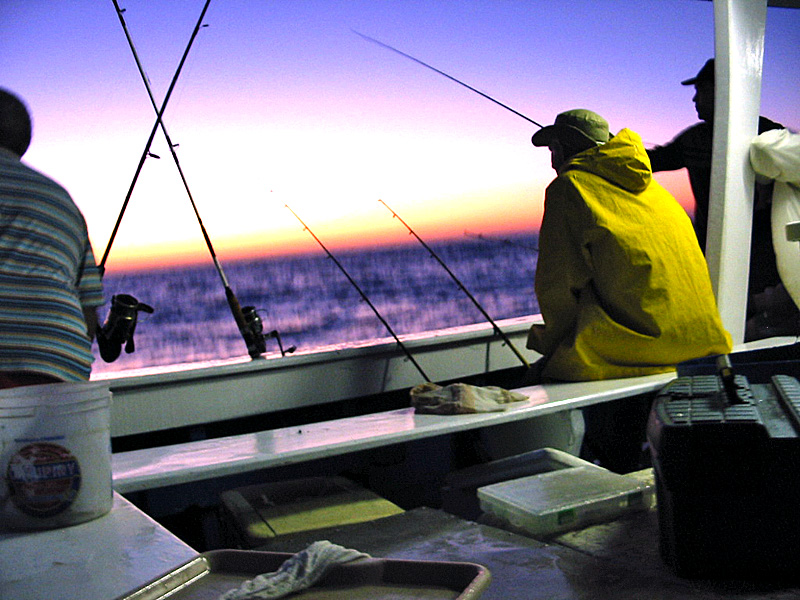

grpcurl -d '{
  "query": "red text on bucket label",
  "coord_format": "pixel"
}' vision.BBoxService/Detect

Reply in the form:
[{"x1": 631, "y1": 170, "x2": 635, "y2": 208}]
[{"x1": 7, "y1": 441, "x2": 82, "y2": 518}]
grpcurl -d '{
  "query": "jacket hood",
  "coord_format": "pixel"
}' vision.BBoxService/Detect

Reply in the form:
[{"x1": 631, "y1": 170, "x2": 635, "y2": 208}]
[{"x1": 561, "y1": 128, "x2": 651, "y2": 194}]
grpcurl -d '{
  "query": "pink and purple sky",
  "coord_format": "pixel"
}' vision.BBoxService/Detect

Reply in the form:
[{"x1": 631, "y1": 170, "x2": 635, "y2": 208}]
[{"x1": 2, "y1": 0, "x2": 798, "y2": 272}]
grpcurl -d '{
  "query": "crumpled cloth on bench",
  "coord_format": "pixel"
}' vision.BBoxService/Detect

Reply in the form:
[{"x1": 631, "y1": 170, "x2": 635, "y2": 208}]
[
  {"x1": 219, "y1": 540, "x2": 371, "y2": 600},
  {"x1": 411, "y1": 382, "x2": 528, "y2": 415}
]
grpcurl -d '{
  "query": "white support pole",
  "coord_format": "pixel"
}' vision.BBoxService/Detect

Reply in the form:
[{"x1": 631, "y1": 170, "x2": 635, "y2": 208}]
[{"x1": 706, "y1": 0, "x2": 768, "y2": 343}]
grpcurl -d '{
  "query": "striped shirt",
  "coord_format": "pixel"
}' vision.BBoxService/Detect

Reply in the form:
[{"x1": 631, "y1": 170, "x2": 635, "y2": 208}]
[{"x1": 0, "y1": 149, "x2": 104, "y2": 381}]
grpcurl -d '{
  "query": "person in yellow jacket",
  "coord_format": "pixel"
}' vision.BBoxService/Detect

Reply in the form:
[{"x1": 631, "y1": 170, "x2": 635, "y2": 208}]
[{"x1": 528, "y1": 109, "x2": 732, "y2": 383}]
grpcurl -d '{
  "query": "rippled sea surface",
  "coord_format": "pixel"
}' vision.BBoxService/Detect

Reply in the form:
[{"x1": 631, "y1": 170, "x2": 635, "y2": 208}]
[{"x1": 93, "y1": 234, "x2": 539, "y2": 375}]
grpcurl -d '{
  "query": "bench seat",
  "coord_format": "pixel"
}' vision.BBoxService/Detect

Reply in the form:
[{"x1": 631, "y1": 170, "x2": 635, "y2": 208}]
[{"x1": 112, "y1": 372, "x2": 675, "y2": 494}]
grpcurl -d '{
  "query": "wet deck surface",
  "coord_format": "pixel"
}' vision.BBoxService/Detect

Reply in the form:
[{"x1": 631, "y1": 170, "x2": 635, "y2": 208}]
[{"x1": 253, "y1": 507, "x2": 800, "y2": 600}]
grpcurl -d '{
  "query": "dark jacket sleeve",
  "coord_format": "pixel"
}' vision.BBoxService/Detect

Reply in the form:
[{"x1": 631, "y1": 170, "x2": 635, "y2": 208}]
[{"x1": 647, "y1": 141, "x2": 686, "y2": 173}]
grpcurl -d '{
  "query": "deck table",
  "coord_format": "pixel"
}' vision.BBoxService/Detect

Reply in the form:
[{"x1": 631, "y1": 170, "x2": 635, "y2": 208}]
[{"x1": 0, "y1": 493, "x2": 199, "y2": 600}]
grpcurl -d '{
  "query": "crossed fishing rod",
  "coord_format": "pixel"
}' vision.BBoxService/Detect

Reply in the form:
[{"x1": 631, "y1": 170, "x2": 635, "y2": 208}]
[{"x1": 103, "y1": 0, "x2": 293, "y2": 359}]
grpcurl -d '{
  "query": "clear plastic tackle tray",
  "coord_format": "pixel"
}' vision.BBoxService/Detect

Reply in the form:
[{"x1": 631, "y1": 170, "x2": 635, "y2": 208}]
[{"x1": 477, "y1": 465, "x2": 655, "y2": 539}]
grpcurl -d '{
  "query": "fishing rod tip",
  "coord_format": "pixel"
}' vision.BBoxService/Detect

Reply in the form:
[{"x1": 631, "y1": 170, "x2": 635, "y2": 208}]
[{"x1": 352, "y1": 30, "x2": 381, "y2": 45}]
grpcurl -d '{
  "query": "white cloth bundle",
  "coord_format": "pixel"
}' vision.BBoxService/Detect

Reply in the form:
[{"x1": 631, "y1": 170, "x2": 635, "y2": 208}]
[
  {"x1": 410, "y1": 382, "x2": 528, "y2": 414},
  {"x1": 219, "y1": 541, "x2": 371, "y2": 600}
]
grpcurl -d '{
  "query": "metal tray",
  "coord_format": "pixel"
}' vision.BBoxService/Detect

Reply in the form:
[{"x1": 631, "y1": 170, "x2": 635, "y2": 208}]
[{"x1": 121, "y1": 549, "x2": 491, "y2": 600}]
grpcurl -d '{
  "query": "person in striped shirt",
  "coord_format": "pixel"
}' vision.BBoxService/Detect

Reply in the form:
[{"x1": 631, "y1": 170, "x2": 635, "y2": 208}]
[{"x1": 0, "y1": 88, "x2": 105, "y2": 388}]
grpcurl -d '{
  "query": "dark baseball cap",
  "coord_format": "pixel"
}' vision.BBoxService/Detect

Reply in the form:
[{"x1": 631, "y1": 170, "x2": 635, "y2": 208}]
[{"x1": 681, "y1": 59, "x2": 714, "y2": 86}]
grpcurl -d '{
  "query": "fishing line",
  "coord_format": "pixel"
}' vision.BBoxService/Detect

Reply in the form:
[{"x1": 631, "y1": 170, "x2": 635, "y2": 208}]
[
  {"x1": 355, "y1": 32, "x2": 656, "y2": 148},
  {"x1": 379, "y1": 200, "x2": 530, "y2": 369},
  {"x1": 353, "y1": 30, "x2": 544, "y2": 129},
  {"x1": 285, "y1": 204, "x2": 432, "y2": 383},
  {"x1": 109, "y1": 0, "x2": 277, "y2": 359},
  {"x1": 101, "y1": 0, "x2": 211, "y2": 274}
]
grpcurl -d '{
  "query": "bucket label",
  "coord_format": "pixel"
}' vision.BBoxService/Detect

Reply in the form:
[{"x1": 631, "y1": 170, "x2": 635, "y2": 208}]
[{"x1": 7, "y1": 442, "x2": 81, "y2": 518}]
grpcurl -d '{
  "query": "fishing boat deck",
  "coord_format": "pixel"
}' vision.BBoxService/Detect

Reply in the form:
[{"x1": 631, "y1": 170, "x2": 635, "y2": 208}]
[
  {"x1": 252, "y1": 506, "x2": 800, "y2": 600},
  {"x1": 112, "y1": 372, "x2": 675, "y2": 493},
  {"x1": 5, "y1": 491, "x2": 799, "y2": 599}
]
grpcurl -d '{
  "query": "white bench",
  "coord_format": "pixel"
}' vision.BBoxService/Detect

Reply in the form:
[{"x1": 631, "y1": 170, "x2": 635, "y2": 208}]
[{"x1": 112, "y1": 372, "x2": 674, "y2": 494}]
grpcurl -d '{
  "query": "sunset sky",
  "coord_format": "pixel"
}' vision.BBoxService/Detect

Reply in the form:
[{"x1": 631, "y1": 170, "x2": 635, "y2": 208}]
[{"x1": 2, "y1": 0, "x2": 799, "y2": 272}]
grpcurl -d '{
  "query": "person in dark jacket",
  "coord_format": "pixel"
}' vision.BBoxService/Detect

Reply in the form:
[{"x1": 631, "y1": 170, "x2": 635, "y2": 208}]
[{"x1": 647, "y1": 59, "x2": 794, "y2": 340}]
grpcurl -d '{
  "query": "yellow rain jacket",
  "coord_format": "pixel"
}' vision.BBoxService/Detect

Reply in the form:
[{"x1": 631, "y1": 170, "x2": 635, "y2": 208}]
[{"x1": 528, "y1": 128, "x2": 732, "y2": 381}]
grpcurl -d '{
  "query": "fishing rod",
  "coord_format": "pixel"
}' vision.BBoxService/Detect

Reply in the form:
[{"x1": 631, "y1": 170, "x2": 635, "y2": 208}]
[
  {"x1": 95, "y1": 0, "x2": 210, "y2": 364},
  {"x1": 353, "y1": 30, "x2": 544, "y2": 129},
  {"x1": 285, "y1": 204, "x2": 431, "y2": 383},
  {"x1": 100, "y1": 0, "x2": 211, "y2": 275},
  {"x1": 380, "y1": 200, "x2": 530, "y2": 369},
  {"x1": 110, "y1": 0, "x2": 284, "y2": 359}
]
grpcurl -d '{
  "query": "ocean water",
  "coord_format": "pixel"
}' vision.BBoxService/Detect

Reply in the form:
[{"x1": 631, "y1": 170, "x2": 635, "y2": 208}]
[{"x1": 92, "y1": 234, "x2": 539, "y2": 375}]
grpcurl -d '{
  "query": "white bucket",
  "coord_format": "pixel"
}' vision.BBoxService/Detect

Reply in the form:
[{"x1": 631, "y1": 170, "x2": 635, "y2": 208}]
[{"x1": 0, "y1": 381, "x2": 112, "y2": 530}]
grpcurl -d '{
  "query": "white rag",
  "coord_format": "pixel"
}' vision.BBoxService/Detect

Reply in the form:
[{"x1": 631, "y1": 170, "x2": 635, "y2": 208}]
[
  {"x1": 410, "y1": 382, "x2": 528, "y2": 414},
  {"x1": 219, "y1": 541, "x2": 371, "y2": 600}
]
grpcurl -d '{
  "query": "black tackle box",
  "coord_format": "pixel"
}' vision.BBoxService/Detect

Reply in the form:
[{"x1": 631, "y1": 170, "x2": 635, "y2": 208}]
[{"x1": 647, "y1": 354, "x2": 800, "y2": 579}]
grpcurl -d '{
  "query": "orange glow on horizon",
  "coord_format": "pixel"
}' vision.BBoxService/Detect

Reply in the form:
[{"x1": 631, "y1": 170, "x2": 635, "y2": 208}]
[
  {"x1": 99, "y1": 180, "x2": 544, "y2": 273},
  {"x1": 100, "y1": 203, "x2": 540, "y2": 273}
]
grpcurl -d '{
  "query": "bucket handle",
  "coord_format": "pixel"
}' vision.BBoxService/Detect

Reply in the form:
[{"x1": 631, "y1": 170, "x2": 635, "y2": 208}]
[
  {"x1": 0, "y1": 407, "x2": 37, "y2": 419},
  {"x1": 0, "y1": 396, "x2": 111, "y2": 418},
  {"x1": 45, "y1": 395, "x2": 111, "y2": 416}
]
